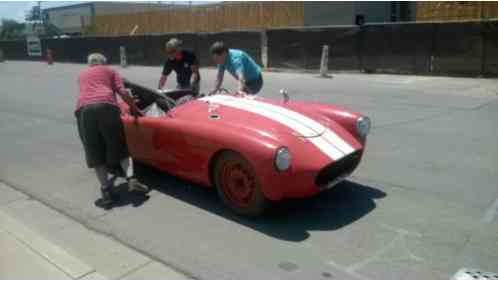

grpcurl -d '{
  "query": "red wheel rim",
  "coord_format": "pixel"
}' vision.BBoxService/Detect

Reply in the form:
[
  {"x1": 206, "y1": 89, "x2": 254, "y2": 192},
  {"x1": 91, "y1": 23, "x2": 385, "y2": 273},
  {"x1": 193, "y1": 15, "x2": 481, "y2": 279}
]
[{"x1": 220, "y1": 160, "x2": 256, "y2": 208}]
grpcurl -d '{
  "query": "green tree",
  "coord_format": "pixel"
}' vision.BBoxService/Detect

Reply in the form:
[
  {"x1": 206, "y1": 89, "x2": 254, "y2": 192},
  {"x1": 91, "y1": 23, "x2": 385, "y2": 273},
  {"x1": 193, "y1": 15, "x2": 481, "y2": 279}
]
[
  {"x1": 0, "y1": 19, "x2": 26, "y2": 40},
  {"x1": 25, "y1": 5, "x2": 42, "y2": 23}
]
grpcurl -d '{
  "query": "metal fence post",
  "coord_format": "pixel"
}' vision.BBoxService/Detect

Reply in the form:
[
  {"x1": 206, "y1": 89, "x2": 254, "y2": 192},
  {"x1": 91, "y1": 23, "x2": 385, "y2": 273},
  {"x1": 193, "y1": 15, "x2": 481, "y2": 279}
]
[
  {"x1": 261, "y1": 30, "x2": 268, "y2": 69},
  {"x1": 430, "y1": 23, "x2": 437, "y2": 74},
  {"x1": 481, "y1": 22, "x2": 487, "y2": 77},
  {"x1": 358, "y1": 26, "x2": 364, "y2": 72},
  {"x1": 120, "y1": 46, "x2": 127, "y2": 68},
  {"x1": 320, "y1": 45, "x2": 331, "y2": 77}
]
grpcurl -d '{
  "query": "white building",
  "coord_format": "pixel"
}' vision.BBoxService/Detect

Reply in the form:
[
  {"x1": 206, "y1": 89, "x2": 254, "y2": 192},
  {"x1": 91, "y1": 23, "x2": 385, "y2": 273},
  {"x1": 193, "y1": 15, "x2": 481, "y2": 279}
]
[{"x1": 43, "y1": 2, "x2": 177, "y2": 35}]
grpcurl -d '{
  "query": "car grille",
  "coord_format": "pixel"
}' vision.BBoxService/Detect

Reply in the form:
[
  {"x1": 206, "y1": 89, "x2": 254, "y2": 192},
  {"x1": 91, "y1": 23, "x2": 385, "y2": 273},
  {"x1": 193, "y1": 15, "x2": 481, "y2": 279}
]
[
  {"x1": 452, "y1": 268, "x2": 498, "y2": 280},
  {"x1": 315, "y1": 150, "x2": 363, "y2": 188}
]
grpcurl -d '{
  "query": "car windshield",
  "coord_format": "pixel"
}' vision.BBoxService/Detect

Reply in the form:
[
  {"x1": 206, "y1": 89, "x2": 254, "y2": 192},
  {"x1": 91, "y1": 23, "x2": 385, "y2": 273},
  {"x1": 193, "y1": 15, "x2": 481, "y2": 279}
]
[
  {"x1": 123, "y1": 79, "x2": 195, "y2": 115},
  {"x1": 143, "y1": 102, "x2": 167, "y2": 117}
]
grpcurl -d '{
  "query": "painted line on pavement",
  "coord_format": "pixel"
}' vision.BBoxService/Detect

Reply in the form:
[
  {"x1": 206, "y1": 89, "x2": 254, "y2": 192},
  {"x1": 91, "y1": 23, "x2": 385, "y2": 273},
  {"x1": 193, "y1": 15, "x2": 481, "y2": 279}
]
[{"x1": 481, "y1": 198, "x2": 498, "y2": 223}]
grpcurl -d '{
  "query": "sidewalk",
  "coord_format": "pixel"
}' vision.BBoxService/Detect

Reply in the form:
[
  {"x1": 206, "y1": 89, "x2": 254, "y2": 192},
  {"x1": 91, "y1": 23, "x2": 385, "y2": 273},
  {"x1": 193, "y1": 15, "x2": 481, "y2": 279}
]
[{"x1": 0, "y1": 182, "x2": 189, "y2": 280}]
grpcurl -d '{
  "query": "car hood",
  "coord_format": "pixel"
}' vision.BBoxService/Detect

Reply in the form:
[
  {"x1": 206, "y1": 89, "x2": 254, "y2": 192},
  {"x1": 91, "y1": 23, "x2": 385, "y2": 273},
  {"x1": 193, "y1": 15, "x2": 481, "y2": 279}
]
[
  {"x1": 177, "y1": 94, "x2": 327, "y2": 138},
  {"x1": 169, "y1": 95, "x2": 361, "y2": 162}
]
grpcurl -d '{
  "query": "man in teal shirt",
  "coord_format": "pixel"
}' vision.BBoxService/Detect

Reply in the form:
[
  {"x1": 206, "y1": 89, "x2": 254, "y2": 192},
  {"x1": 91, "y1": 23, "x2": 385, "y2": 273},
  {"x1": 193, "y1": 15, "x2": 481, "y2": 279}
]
[{"x1": 210, "y1": 41, "x2": 263, "y2": 95}]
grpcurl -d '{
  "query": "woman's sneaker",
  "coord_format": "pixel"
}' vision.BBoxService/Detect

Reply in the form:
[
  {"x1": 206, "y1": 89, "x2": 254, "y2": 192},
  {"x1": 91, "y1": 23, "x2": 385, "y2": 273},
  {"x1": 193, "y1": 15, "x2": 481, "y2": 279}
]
[
  {"x1": 95, "y1": 187, "x2": 116, "y2": 209},
  {"x1": 128, "y1": 178, "x2": 149, "y2": 193}
]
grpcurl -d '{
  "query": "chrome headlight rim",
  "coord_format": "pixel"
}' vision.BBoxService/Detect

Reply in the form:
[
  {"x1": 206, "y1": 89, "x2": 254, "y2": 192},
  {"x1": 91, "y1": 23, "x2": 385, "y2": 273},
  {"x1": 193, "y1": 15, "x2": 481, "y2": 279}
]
[
  {"x1": 274, "y1": 146, "x2": 292, "y2": 172},
  {"x1": 356, "y1": 116, "x2": 371, "y2": 138}
]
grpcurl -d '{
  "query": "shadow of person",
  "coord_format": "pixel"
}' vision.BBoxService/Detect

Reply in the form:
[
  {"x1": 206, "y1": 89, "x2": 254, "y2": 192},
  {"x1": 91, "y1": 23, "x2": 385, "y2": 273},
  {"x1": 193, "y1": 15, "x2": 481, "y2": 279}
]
[
  {"x1": 94, "y1": 177, "x2": 150, "y2": 210},
  {"x1": 135, "y1": 165, "x2": 386, "y2": 242}
]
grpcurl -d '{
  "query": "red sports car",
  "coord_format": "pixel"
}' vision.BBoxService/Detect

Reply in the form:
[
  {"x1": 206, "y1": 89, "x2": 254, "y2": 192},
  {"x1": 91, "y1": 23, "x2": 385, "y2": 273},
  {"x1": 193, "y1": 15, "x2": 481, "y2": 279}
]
[{"x1": 120, "y1": 80, "x2": 371, "y2": 216}]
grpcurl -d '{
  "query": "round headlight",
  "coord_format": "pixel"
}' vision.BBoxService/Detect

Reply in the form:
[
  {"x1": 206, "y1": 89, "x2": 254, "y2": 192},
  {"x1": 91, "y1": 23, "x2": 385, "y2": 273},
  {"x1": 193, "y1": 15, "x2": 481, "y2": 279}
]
[
  {"x1": 356, "y1": 116, "x2": 371, "y2": 138},
  {"x1": 275, "y1": 147, "x2": 292, "y2": 172}
]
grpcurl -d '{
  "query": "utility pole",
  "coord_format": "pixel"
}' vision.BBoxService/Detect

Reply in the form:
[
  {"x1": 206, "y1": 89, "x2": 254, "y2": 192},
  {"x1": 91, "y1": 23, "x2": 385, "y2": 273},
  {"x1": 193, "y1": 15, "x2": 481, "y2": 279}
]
[
  {"x1": 39, "y1": 1, "x2": 45, "y2": 26},
  {"x1": 31, "y1": 1, "x2": 42, "y2": 36},
  {"x1": 38, "y1": 1, "x2": 42, "y2": 25}
]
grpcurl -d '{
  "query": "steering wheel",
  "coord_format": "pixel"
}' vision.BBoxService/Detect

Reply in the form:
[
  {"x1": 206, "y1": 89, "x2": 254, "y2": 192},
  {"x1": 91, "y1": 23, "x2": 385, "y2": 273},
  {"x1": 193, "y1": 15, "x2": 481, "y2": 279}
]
[
  {"x1": 176, "y1": 94, "x2": 195, "y2": 105},
  {"x1": 209, "y1": 88, "x2": 230, "y2": 96},
  {"x1": 155, "y1": 94, "x2": 177, "y2": 112}
]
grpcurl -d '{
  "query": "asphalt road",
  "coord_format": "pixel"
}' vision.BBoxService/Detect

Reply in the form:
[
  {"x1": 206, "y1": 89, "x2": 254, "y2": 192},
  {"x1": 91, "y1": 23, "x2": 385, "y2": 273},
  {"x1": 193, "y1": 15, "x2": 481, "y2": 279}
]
[{"x1": 1, "y1": 61, "x2": 497, "y2": 279}]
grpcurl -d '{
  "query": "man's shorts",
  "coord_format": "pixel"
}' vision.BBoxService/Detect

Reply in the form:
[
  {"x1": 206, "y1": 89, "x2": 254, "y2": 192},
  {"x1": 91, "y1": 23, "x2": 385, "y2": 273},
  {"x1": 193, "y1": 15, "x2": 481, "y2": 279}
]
[
  {"x1": 244, "y1": 75, "x2": 263, "y2": 95},
  {"x1": 75, "y1": 103, "x2": 129, "y2": 169}
]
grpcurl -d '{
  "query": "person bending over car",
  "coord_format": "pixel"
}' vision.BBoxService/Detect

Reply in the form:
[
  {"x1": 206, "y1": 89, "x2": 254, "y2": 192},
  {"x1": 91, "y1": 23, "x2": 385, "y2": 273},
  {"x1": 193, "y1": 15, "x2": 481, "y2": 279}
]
[
  {"x1": 158, "y1": 38, "x2": 200, "y2": 95},
  {"x1": 210, "y1": 41, "x2": 263, "y2": 95},
  {"x1": 76, "y1": 53, "x2": 149, "y2": 208}
]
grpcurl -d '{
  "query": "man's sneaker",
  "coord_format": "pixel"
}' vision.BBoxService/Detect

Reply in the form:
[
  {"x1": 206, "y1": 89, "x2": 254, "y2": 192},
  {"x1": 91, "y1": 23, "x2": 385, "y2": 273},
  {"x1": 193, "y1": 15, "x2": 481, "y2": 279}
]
[{"x1": 128, "y1": 178, "x2": 149, "y2": 193}]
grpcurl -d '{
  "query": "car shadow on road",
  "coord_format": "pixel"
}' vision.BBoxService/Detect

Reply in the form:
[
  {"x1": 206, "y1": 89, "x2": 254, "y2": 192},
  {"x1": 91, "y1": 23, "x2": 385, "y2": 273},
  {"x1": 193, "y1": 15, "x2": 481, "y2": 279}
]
[{"x1": 137, "y1": 166, "x2": 386, "y2": 242}]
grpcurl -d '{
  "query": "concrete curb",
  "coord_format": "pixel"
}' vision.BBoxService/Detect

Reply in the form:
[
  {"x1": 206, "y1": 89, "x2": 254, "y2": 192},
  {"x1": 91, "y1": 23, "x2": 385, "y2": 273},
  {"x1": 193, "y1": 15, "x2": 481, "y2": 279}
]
[
  {"x1": 0, "y1": 210, "x2": 95, "y2": 279},
  {"x1": 0, "y1": 182, "x2": 190, "y2": 280}
]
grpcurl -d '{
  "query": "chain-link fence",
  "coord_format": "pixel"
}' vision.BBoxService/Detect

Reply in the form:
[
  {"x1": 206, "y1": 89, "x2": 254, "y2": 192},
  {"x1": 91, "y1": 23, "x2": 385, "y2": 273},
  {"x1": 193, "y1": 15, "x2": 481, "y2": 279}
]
[
  {"x1": 266, "y1": 21, "x2": 498, "y2": 77},
  {"x1": 1, "y1": 21, "x2": 497, "y2": 77},
  {"x1": 267, "y1": 27, "x2": 360, "y2": 70}
]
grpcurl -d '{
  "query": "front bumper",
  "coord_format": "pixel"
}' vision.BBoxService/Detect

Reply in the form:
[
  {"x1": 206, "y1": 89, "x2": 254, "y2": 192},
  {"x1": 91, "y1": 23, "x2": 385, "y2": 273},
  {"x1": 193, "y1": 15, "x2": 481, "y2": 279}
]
[
  {"x1": 259, "y1": 150, "x2": 364, "y2": 200},
  {"x1": 319, "y1": 173, "x2": 350, "y2": 191},
  {"x1": 315, "y1": 150, "x2": 363, "y2": 191}
]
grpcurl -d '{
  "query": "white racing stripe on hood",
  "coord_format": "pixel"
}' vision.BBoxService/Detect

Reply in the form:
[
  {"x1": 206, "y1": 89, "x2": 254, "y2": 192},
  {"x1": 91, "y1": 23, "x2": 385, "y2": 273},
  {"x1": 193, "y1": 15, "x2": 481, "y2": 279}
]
[
  {"x1": 201, "y1": 95, "x2": 354, "y2": 160},
  {"x1": 322, "y1": 129, "x2": 356, "y2": 155},
  {"x1": 223, "y1": 95, "x2": 356, "y2": 155}
]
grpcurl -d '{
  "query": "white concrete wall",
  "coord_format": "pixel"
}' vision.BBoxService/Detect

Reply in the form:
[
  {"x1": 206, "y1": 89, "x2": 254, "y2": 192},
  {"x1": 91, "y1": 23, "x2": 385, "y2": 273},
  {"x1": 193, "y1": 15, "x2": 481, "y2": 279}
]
[
  {"x1": 46, "y1": 4, "x2": 92, "y2": 33},
  {"x1": 45, "y1": 2, "x2": 177, "y2": 34}
]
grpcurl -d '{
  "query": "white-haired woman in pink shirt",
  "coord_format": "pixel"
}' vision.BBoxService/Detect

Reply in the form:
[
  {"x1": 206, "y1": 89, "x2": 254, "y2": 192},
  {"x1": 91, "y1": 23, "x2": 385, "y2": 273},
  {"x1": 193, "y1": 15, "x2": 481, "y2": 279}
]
[{"x1": 76, "y1": 53, "x2": 148, "y2": 208}]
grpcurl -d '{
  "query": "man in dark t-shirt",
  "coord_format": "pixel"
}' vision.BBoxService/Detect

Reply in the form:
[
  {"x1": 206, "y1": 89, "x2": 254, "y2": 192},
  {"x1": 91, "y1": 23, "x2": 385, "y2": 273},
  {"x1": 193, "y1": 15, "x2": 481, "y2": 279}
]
[{"x1": 158, "y1": 38, "x2": 200, "y2": 95}]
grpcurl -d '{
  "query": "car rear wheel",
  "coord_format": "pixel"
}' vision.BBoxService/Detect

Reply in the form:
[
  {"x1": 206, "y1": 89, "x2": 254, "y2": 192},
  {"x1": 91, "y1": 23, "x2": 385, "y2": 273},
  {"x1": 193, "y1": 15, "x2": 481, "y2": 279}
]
[{"x1": 214, "y1": 151, "x2": 269, "y2": 216}]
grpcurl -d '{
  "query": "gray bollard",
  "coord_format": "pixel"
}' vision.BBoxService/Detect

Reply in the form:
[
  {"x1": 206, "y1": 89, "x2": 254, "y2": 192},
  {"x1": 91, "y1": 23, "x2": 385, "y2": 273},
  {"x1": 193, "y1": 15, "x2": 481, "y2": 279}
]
[
  {"x1": 120, "y1": 46, "x2": 127, "y2": 68},
  {"x1": 0, "y1": 49, "x2": 4, "y2": 62},
  {"x1": 261, "y1": 30, "x2": 268, "y2": 70},
  {"x1": 320, "y1": 45, "x2": 331, "y2": 78}
]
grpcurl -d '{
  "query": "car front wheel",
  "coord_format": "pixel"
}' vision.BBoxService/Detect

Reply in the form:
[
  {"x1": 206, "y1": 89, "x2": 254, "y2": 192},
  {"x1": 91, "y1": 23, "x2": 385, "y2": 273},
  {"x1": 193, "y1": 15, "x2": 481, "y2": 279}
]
[{"x1": 214, "y1": 151, "x2": 269, "y2": 216}]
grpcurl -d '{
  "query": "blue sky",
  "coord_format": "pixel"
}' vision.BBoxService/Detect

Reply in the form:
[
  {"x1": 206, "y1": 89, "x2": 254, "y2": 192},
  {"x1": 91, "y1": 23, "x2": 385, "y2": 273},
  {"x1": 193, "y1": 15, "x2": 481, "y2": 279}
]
[
  {"x1": 0, "y1": 1, "x2": 85, "y2": 22},
  {"x1": 0, "y1": 1, "x2": 219, "y2": 23}
]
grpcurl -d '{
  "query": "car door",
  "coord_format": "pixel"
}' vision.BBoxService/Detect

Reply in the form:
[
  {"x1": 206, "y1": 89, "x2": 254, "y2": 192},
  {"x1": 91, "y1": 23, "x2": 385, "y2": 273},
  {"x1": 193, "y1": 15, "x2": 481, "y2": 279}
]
[
  {"x1": 149, "y1": 116, "x2": 199, "y2": 178},
  {"x1": 123, "y1": 113, "x2": 189, "y2": 173},
  {"x1": 122, "y1": 115, "x2": 158, "y2": 166}
]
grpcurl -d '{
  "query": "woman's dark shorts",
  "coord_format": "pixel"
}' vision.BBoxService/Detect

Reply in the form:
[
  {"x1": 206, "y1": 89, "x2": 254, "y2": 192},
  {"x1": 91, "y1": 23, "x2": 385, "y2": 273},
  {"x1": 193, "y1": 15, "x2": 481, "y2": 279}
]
[
  {"x1": 75, "y1": 103, "x2": 129, "y2": 169},
  {"x1": 244, "y1": 75, "x2": 263, "y2": 95}
]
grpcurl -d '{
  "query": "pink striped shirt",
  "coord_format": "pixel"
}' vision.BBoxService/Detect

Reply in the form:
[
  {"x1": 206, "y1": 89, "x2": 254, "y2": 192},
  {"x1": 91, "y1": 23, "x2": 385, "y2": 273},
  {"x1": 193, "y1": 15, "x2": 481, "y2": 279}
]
[{"x1": 76, "y1": 65, "x2": 127, "y2": 111}]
